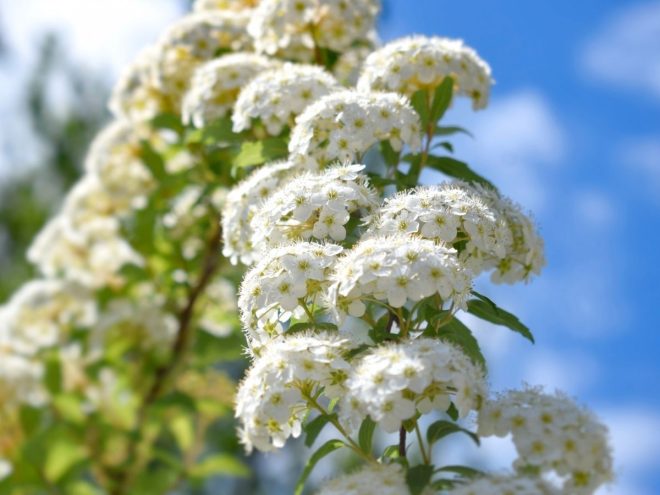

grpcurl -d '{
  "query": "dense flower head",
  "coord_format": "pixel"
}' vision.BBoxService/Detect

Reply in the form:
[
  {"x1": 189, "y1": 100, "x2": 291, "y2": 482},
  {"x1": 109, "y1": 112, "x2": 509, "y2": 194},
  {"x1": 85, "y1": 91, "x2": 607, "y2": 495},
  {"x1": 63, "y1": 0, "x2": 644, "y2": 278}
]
[
  {"x1": 193, "y1": 0, "x2": 259, "y2": 12},
  {"x1": 0, "y1": 330, "x2": 45, "y2": 407},
  {"x1": 366, "y1": 183, "x2": 519, "y2": 278},
  {"x1": 109, "y1": 46, "x2": 172, "y2": 121},
  {"x1": 446, "y1": 474, "x2": 561, "y2": 495},
  {"x1": 332, "y1": 42, "x2": 376, "y2": 86},
  {"x1": 182, "y1": 53, "x2": 281, "y2": 128},
  {"x1": 150, "y1": 11, "x2": 252, "y2": 104},
  {"x1": 238, "y1": 242, "x2": 343, "y2": 351},
  {"x1": 0, "y1": 279, "x2": 95, "y2": 356},
  {"x1": 84, "y1": 121, "x2": 155, "y2": 209},
  {"x1": 478, "y1": 387, "x2": 614, "y2": 494},
  {"x1": 232, "y1": 64, "x2": 341, "y2": 135},
  {"x1": 340, "y1": 338, "x2": 486, "y2": 432},
  {"x1": 358, "y1": 35, "x2": 493, "y2": 110},
  {"x1": 248, "y1": 0, "x2": 380, "y2": 56},
  {"x1": 316, "y1": 463, "x2": 410, "y2": 495},
  {"x1": 222, "y1": 161, "x2": 298, "y2": 265},
  {"x1": 327, "y1": 235, "x2": 472, "y2": 322},
  {"x1": 250, "y1": 164, "x2": 378, "y2": 250},
  {"x1": 27, "y1": 214, "x2": 142, "y2": 289},
  {"x1": 289, "y1": 90, "x2": 422, "y2": 170},
  {"x1": 235, "y1": 332, "x2": 353, "y2": 453}
]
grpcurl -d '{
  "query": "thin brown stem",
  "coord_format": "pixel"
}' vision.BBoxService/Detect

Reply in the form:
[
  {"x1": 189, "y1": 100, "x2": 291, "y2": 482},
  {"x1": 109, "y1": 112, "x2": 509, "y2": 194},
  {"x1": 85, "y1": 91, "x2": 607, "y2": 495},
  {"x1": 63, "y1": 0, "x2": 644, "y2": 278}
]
[{"x1": 399, "y1": 426, "x2": 407, "y2": 458}]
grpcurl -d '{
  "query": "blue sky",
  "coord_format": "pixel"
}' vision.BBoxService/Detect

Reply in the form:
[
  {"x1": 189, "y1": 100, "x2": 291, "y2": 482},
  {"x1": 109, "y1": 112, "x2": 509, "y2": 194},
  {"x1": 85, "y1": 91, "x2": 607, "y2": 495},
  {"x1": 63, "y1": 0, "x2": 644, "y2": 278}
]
[{"x1": 0, "y1": 0, "x2": 658, "y2": 493}]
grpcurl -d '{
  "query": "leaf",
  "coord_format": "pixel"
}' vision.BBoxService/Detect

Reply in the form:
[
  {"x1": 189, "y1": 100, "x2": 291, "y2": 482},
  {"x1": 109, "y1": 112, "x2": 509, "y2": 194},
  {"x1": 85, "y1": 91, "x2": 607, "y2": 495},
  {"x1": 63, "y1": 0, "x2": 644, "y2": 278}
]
[
  {"x1": 429, "y1": 76, "x2": 454, "y2": 123},
  {"x1": 304, "y1": 414, "x2": 335, "y2": 448},
  {"x1": 381, "y1": 444, "x2": 401, "y2": 460},
  {"x1": 44, "y1": 356, "x2": 62, "y2": 395},
  {"x1": 425, "y1": 155, "x2": 496, "y2": 190},
  {"x1": 358, "y1": 417, "x2": 377, "y2": 453},
  {"x1": 446, "y1": 403, "x2": 459, "y2": 421},
  {"x1": 406, "y1": 464, "x2": 434, "y2": 495},
  {"x1": 232, "y1": 138, "x2": 288, "y2": 170},
  {"x1": 435, "y1": 465, "x2": 483, "y2": 479},
  {"x1": 201, "y1": 117, "x2": 236, "y2": 144},
  {"x1": 286, "y1": 322, "x2": 338, "y2": 335},
  {"x1": 468, "y1": 291, "x2": 534, "y2": 343},
  {"x1": 53, "y1": 394, "x2": 86, "y2": 424},
  {"x1": 150, "y1": 113, "x2": 184, "y2": 135},
  {"x1": 439, "y1": 317, "x2": 486, "y2": 369},
  {"x1": 139, "y1": 141, "x2": 167, "y2": 180},
  {"x1": 169, "y1": 415, "x2": 195, "y2": 451},
  {"x1": 189, "y1": 454, "x2": 250, "y2": 479},
  {"x1": 426, "y1": 420, "x2": 480, "y2": 447},
  {"x1": 435, "y1": 125, "x2": 473, "y2": 137},
  {"x1": 19, "y1": 405, "x2": 43, "y2": 435},
  {"x1": 380, "y1": 140, "x2": 400, "y2": 167},
  {"x1": 410, "y1": 89, "x2": 430, "y2": 127},
  {"x1": 294, "y1": 440, "x2": 345, "y2": 495},
  {"x1": 44, "y1": 437, "x2": 88, "y2": 482}
]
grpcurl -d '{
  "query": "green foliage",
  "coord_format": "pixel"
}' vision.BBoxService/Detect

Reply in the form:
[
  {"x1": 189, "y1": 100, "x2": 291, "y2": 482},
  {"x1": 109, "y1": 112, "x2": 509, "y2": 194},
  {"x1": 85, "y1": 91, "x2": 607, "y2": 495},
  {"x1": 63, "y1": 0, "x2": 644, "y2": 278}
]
[
  {"x1": 295, "y1": 439, "x2": 345, "y2": 495},
  {"x1": 426, "y1": 420, "x2": 480, "y2": 447},
  {"x1": 468, "y1": 291, "x2": 535, "y2": 343},
  {"x1": 406, "y1": 464, "x2": 434, "y2": 495}
]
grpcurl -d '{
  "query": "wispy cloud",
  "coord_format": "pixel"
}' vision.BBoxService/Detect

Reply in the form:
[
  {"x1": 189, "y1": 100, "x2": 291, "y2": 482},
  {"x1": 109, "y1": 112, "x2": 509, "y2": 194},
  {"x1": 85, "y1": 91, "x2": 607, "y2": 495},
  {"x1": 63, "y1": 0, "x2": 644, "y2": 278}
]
[
  {"x1": 580, "y1": 2, "x2": 660, "y2": 100},
  {"x1": 618, "y1": 135, "x2": 660, "y2": 201}
]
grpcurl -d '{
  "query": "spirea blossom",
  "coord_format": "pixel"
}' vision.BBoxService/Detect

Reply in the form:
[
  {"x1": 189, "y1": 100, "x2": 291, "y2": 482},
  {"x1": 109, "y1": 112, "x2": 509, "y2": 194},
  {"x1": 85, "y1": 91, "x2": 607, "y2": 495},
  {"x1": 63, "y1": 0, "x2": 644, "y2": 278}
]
[
  {"x1": 238, "y1": 242, "x2": 342, "y2": 351},
  {"x1": 248, "y1": 0, "x2": 380, "y2": 56},
  {"x1": 235, "y1": 332, "x2": 352, "y2": 453},
  {"x1": 289, "y1": 91, "x2": 422, "y2": 170},
  {"x1": 341, "y1": 338, "x2": 486, "y2": 432},
  {"x1": 182, "y1": 53, "x2": 281, "y2": 128},
  {"x1": 0, "y1": 279, "x2": 95, "y2": 355},
  {"x1": 193, "y1": 0, "x2": 258, "y2": 12},
  {"x1": 109, "y1": 46, "x2": 171, "y2": 121},
  {"x1": 478, "y1": 387, "x2": 614, "y2": 494},
  {"x1": 250, "y1": 164, "x2": 378, "y2": 251},
  {"x1": 232, "y1": 64, "x2": 341, "y2": 136},
  {"x1": 316, "y1": 463, "x2": 410, "y2": 495},
  {"x1": 358, "y1": 35, "x2": 493, "y2": 110},
  {"x1": 367, "y1": 184, "x2": 515, "y2": 278},
  {"x1": 0, "y1": 330, "x2": 45, "y2": 407},
  {"x1": 327, "y1": 235, "x2": 472, "y2": 321},
  {"x1": 446, "y1": 475, "x2": 561, "y2": 495},
  {"x1": 222, "y1": 161, "x2": 298, "y2": 265},
  {"x1": 150, "y1": 12, "x2": 252, "y2": 104}
]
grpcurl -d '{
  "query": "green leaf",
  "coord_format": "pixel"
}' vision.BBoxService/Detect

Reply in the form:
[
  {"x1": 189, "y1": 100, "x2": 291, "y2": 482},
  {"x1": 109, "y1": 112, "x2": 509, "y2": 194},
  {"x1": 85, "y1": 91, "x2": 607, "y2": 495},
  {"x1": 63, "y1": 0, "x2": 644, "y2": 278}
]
[
  {"x1": 406, "y1": 464, "x2": 434, "y2": 495},
  {"x1": 295, "y1": 440, "x2": 345, "y2": 495},
  {"x1": 446, "y1": 403, "x2": 459, "y2": 421},
  {"x1": 358, "y1": 417, "x2": 377, "y2": 453},
  {"x1": 232, "y1": 138, "x2": 288, "y2": 170},
  {"x1": 169, "y1": 414, "x2": 195, "y2": 451},
  {"x1": 53, "y1": 394, "x2": 86, "y2": 424},
  {"x1": 380, "y1": 140, "x2": 400, "y2": 167},
  {"x1": 439, "y1": 317, "x2": 486, "y2": 369},
  {"x1": 429, "y1": 76, "x2": 454, "y2": 123},
  {"x1": 189, "y1": 454, "x2": 250, "y2": 479},
  {"x1": 426, "y1": 420, "x2": 480, "y2": 447},
  {"x1": 410, "y1": 89, "x2": 430, "y2": 127},
  {"x1": 468, "y1": 291, "x2": 534, "y2": 343},
  {"x1": 139, "y1": 141, "x2": 167, "y2": 180},
  {"x1": 425, "y1": 155, "x2": 496, "y2": 190},
  {"x1": 304, "y1": 414, "x2": 335, "y2": 448},
  {"x1": 44, "y1": 356, "x2": 62, "y2": 395},
  {"x1": 19, "y1": 405, "x2": 43, "y2": 435},
  {"x1": 151, "y1": 112, "x2": 184, "y2": 135},
  {"x1": 286, "y1": 322, "x2": 338, "y2": 335},
  {"x1": 431, "y1": 478, "x2": 457, "y2": 490},
  {"x1": 44, "y1": 437, "x2": 88, "y2": 482},
  {"x1": 435, "y1": 126, "x2": 473, "y2": 138},
  {"x1": 381, "y1": 444, "x2": 401, "y2": 460},
  {"x1": 435, "y1": 465, "x2": 483, "y2": 479},
  {"x1": 201, "y1": 117, "x2": 236, "y2": 143}
]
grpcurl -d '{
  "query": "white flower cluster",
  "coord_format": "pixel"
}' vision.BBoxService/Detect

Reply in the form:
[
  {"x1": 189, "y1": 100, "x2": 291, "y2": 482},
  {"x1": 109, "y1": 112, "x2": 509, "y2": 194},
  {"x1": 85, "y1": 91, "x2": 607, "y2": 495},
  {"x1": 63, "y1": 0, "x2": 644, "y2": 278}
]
[
  {"x1": 328, "y1": 235, "x2": 472, "y2": 321},
  {"x1": 235, "y1": 332, "x2": 352, "y2": 453},
  {"x1": 366, "y1": 183, "x2": 544, "y2": 283},
  {"x1": 341, "y1": 338, "x2": 485, "y2": 432},
  {"x1": 193, "y1": 0, "x2": 258, "y2": 12},
  {"x1": 238, "y1": 242, "x2": 342, "y2": 351},
  {"x1": 232, "y1": 64, "x2": 341, "y2": 135},
  {"x1": 0, "y1": 279, "x2": 95, "y2": 356},
  {"x1": 478, "y1": 387, "x2": 614, "y2": 494},
  {"x1": 182, "y1": 53, "x2": 281, "y2": 128},
  {"x1": 0, "y1": 330, "x2": 45, "y2": 407},
  {"x1": 248, "y1": 0, "x2": 380, "y2": 56},
  {"x1": 222, "y1": 161, "x2": 298, "y2": 265},
  {"x1": 150, "y1": 11, "x2": 252, "y2": 104},
  {"x1": 250, "y1": 164, "x2": 378, "y2": 250},
  {"x1": 447, "y1": 475, "x2": 560, "y2": 495},
  {"x1": 358, "y1": 35, "x2": 493, "y2": 110},
  {"x1": 289, "y1": 90, "x2": 422, "y2": 170},
  {"x1": 316, "y1": 463, "x2": 410, "y2": 495}
]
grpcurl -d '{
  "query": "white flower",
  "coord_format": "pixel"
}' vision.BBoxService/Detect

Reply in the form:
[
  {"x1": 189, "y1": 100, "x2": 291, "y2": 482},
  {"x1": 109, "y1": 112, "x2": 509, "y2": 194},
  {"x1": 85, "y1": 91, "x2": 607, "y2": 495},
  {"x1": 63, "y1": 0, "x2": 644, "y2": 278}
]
[
  {"x1": 0, "y1": 329, "x2": 45, "y2": 406},
  {"x1": 446, "y1": 474, "x2": 561, "y2": 495},
  {"x1": 150, "y1": 11, "x2": 252, "y2": 105},
  {"x1": 193, "y1": 0, "x2": 258, "y2": 12},
  {"x1": 333, "y1": 42, "x2": 377, "y2": 86},
  {"x1": 358, "y1": 35, "x2": 493, "y2": 110},
  {"x1": 238, "y1": 242, "x2": 342, "y2": 351},
  {"x1": 235, "y1": 332, "x2": 353, "y2": 453},
  {"x1": 341, "y1": 338, "x2": 486, "y2": 432},
  {"x1": 289, "y1": 90, "x2": 422, "y2": 170},
  {"x1": 0, "y1": 279, "x2": 95, "y2": 355},
  {"x1": 232, "y1": 64, "x2": 341, "y2": 136},
  {"x1": 316, "y1": 463, "x2": 410, "y2": 495},
  {"x1": 327, "y1": 235, "x2": 472, "y2": 323},
  {"x1": 248, "y1": 0, "x2": 380, "y2": 56},
  {"x1": 222, "y1": 160, "x2": 299, "y2": 265},
  {"x1": 478, "y1": 387, "x2": 614, "y2": 494},
  {"x1": 0, "y1": 459, "x2": 12, "y2": 481},
  {"x1": 182, "y1": 53, "x2": 281, "y2": 128},
  {"x1": 250, "y1": 164, "x2": 378, "y2": 251}
]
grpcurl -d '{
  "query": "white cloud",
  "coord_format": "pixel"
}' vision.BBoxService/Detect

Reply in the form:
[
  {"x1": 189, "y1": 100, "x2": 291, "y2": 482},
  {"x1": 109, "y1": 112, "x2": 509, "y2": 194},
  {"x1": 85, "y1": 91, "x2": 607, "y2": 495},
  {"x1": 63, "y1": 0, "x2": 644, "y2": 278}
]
[{"x1": 581, "y1": 2, "x2": 660, "y2": 100}]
